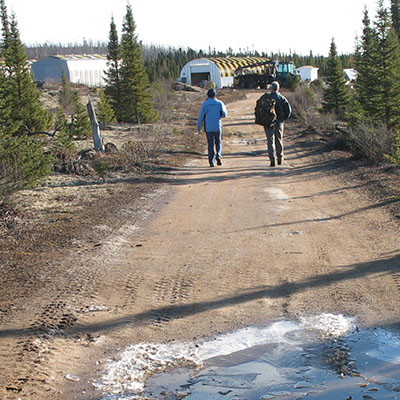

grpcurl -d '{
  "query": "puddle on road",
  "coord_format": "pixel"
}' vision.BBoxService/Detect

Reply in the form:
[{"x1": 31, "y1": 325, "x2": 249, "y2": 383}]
[{"x1": 97, "y1": 314, "x2": 400, "y2": 399}]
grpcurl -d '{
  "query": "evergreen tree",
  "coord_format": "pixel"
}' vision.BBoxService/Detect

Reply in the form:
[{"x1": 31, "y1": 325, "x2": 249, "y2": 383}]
[
  {"x1": 96, "y1": 89, "x2": 116, "y2": 129},
  {"x1": 70, "y1": 91, "x2": 91, "y2": 139},
  {"x1": 0, "y1": 0, "x2": 52, "y2": 201},
  {"x1": 353, "y1": 8, "x2": 380, "y2": 123},
  {"x1": 54, "y1": 106, "x2": 70, "y2": 135},
  {"x1": 391, "y1": 0, "x2": 400, "y2": 39},
  {"x1": 322, "y1": 38, "x2": 351, "y2": 117},
  {"x1": 373, "y1": 0, "x2": 400, "y2": 129},
  {"x1": 0, "y1": 6, "x2": 51, "y2": 135},
  {"x1": 118, "y1": 4, "x2": 157, "y2": 123},
  {"x1": 104, "y1": 16, "x2": 122, "y2": 117},
  {"x1": 58, "y1": 69, "x2": 75, "y2": 115}
]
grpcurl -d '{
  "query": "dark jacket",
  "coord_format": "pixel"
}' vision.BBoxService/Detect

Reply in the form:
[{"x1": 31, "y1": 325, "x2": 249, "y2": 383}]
[{"x1": 270, "y1": 91, "x2": 291, "y2": 122}]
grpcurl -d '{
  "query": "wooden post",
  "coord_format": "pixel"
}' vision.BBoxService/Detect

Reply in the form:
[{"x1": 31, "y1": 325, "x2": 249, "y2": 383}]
[{"x1": 87, "y1": 96, "x2": 105, "y2": 151}]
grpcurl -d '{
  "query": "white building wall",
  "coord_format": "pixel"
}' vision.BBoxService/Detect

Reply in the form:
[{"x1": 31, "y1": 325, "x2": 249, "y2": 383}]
[
  {"x1": 32, "y1": 56, "x2": 108, "y2": 87},
  {"x1": 179, "y1": 59, "x2": 223, "y2": 88},
  {"x1": 295, "y1": 66, "x2": 319, "y2": 82},
  {"x1": 67, "y1": 59, "x2": 108, "y2": 87}
]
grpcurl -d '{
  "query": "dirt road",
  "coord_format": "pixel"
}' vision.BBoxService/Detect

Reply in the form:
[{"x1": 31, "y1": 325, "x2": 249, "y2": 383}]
[{"x1": 1, "y1": 92, "x2": 399, "y2": 399}]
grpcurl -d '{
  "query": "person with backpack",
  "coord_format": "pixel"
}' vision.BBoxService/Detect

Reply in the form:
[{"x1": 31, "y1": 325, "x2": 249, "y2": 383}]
[
  {"x1": 197, "y1": 88, "x2": 227, "y2": 167},
  {"x1": 255, "y1": 81, "x2": 291, "y2": 166}
]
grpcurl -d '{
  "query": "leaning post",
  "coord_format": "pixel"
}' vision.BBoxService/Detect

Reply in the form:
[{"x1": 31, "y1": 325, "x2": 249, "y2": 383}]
[{"x1": 87, "y1": 95, "x2": 105, "y2": 151}]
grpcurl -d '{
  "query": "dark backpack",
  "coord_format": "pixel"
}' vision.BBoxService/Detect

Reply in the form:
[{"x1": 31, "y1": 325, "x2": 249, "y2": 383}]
[{"x1": 255, "y1": 93, "x2": 277, "y2": 127}]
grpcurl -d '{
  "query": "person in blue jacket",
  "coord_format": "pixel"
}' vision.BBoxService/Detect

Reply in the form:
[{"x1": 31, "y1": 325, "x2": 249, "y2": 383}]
[{"x1": 197, "y1": 88, "x2": 227, "y2": 167}]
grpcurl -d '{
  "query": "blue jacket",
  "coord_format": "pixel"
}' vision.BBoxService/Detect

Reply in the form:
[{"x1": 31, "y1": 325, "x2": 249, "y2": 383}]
[{"x1": 197, "y1": 97, "x2": 227, "y2": 133}]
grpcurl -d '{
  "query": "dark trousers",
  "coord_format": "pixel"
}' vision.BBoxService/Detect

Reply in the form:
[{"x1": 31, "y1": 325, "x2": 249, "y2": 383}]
[
  {"x1": 264, "y1": 122, "x2": 284, "y2": 160},
  {"x1": 205, "y1": 131, "x2": 222, "y2": 165}
]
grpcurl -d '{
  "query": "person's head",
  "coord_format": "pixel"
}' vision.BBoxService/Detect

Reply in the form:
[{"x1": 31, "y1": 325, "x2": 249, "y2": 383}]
[
  {"x1": 207, "y1": 88, "x2": 217, "y2": 98},
  {"x1": 271, "y1": 81, "x2": 280, "y2": 92}
]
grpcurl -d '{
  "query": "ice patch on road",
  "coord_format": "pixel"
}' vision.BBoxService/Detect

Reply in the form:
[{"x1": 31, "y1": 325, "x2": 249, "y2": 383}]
[
  {"x1": 263, "y1": 188, "x2": 290, "y2": 200},
  {"x1": 95, "y1": 314, "x2": 355, "y2": 398},
  {"x1": 364, "y1": 328, "x2": 400, "y2": 364}
]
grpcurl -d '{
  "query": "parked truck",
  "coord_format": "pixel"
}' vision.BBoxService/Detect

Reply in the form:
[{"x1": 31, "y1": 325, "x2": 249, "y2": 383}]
[{"x1": 233, "y1": 60, "x2": 294, "y2": 89}]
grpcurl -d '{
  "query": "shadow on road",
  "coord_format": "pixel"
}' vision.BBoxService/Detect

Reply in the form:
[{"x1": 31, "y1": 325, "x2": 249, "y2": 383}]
[{"x1": 1, "y1": 253, "x2": 399, "y2": 339}]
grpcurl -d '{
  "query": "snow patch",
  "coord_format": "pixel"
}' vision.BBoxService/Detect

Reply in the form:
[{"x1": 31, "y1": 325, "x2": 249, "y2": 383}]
[{"x1": 96, "y1": 314, "x2": 355, "y2": 397}]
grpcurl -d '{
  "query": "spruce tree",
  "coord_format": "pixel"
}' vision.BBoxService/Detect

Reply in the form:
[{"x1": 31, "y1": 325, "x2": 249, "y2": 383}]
[
  {"x1": 118, "y1": 4, "x2": 157, "y2": 123},
  {"x1": 391, "y1": 0, "x2": 400, "y2": 39},
  {"x1": 322, "y1": 38, "x2": 350, "y2": 118},
  {"x1": 373, "y1": 0, "x2": 400, "y2": 129},
  {"x1": 96, "y1": 89, "x2": 116, "y2": 129},
  {"x1": 0, "y1": 0, "x2": 52, "y2": 200},
  {"x1": 104, "y1": 16, "x2": 122, "y2": 118},
  {"x1": 353, "y1": 8, "x2": 380, "y2": 123},
  {"x1": 0, "y1": 6, "x2": 51, "y2": 135},
  {"x1": 70, "y1": 91, "x2": 91, "y2": 139},
  {"x1": 59, "y1": 69, "x2": 75, "y2": 115}
]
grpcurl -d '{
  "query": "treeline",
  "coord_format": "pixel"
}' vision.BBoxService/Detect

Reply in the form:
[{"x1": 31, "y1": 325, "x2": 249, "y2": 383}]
[{"x1": 25, "y1": 40, "x2": 354, "y2": 82}]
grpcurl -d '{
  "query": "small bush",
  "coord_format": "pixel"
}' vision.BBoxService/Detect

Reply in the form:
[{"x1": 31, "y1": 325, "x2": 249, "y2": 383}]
[
  {"x1": 0, "y1": 135, "x2": 53, "y2": 204},
  {"x1": 385, "y1": 132, "x2": 400, "y2": 166},
  {"x1": 284, "y1": 73, "x2": 300, "y2": 92},
  {"x1": 344, "y1": 122, "x2": 395, "y2": 164},
  {"x1": 92, "y1": 158, "x2": 110, "y2": 182},
  {"x1": 113, "y1": 126, "x2": 166, "y2": 170},
  {"x1": 51, "y1": 131, "x2": 78, "y2": 173},
  {"x1": 289, "y1": 84, "x2": 322, "y2": 128}
]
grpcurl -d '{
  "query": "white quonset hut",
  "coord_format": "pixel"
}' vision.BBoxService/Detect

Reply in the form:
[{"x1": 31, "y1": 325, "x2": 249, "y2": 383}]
[
  {"x1": 31, "y1": 54, "x2": 108, "y2": 87},
  {"x1": 178, "y1": 57, "x2": 270, "y2": 89}
]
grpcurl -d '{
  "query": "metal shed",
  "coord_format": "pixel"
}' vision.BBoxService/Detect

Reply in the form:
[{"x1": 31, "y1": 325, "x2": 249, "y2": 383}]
[
  {"x1": 31, "y1": 54, "x2": 108, "y2": 87},
  {"x1": 178, "y1": 57, "x2": 270, "y2": 89}
]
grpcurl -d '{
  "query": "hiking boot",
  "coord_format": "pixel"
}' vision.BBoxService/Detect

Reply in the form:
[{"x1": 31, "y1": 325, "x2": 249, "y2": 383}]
[
  {"x1": 270, "y1": 159, "x2": 276, "y2": 167},
  {"x1": 216, "y1": 157, "x2": 222, "y2": 166},
  {"x1": 277, "y1": 156, "x2": 282, "y2": 165}
]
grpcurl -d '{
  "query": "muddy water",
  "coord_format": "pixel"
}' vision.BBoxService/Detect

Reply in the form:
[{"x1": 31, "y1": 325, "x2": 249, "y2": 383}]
[{"x1": 97, "y1": 314, "x2": 400, "y2": 399}]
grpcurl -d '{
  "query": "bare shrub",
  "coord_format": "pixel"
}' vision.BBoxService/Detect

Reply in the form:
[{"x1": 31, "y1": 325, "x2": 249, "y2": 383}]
[
  {"x1": 288, "y1": 84, "x2": 323, "y2": 129},
  {"x1": 111, "y1": 125, "x2": 167, "y2": 171},
  {"x1": 345, "y1": 122, "x2": 395, "y2": 164}
]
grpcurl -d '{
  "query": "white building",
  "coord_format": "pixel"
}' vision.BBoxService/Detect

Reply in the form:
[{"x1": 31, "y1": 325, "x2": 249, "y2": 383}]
[
  {"x1": 295, "y1": 65, "x2": 319, "y2": 82},
  {"x1": 178, "y1": 57, "x2": 270, "y2": 89},
  {"x1": 344, "y1": 68, "x2": 357, "y2": 82},
  {"x1": 31, "y1": 54, "x2": 108, "y2": 87}
]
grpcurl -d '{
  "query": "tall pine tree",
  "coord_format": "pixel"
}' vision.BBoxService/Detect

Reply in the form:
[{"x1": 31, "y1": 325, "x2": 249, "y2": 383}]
[
  {"x1": 0, "y1": 0, "x2": 52, "y2": 201},
  {"x1": 373, "y1": 0, "x2": 400, "y2": 129},
  {"x1": 104, "y1": 16, "x2": 122, "y2": 118},
  {"x1": 354, "y1": 7, "x2": 380, "y2": 123},
  {"x1": 0, "y1": 2, "x2": 51, "y2": 135},
  {"x1": 118, "y1": 4, "x2": 157, "y2": 123},
  {"x1": 391, "y1": 0, "x2": 400, "y2": 39},
  {"x1": 322, "y1": 38, "x2": 350, "y2": 118}
]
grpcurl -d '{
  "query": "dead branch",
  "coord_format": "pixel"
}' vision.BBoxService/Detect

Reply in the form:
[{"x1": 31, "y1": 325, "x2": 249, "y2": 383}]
[{"x1": 23, "y1": 125, "x2": 58, "y2": 137}]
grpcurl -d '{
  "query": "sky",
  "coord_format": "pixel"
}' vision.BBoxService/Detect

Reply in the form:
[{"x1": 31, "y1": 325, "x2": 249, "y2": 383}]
[{"x1": 6, "y1": 0, "x2": 385, "y2": 56}]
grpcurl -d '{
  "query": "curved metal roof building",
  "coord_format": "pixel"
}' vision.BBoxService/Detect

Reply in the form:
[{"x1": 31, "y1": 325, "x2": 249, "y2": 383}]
[
  {"x1": 178, "y1": 57, "x2": 270, "y2": 88},
  {"x1": 31, "y1": 55, "x2": 108, "y2": 87}
]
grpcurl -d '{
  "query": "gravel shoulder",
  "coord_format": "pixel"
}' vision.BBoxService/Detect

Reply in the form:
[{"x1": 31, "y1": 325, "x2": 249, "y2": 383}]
[{"x1": 0, "y1": 91, "x2": 399, "y2": 399}]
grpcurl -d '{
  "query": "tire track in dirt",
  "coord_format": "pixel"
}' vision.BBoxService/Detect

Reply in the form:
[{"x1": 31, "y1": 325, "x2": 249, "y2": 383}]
[
  {"x1": 149, "y1": 265, "x2": 197, "y2": 329},
  {"x1": 1, "y1": 260, "x2": 98, "y2": 397}
]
